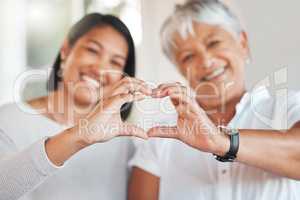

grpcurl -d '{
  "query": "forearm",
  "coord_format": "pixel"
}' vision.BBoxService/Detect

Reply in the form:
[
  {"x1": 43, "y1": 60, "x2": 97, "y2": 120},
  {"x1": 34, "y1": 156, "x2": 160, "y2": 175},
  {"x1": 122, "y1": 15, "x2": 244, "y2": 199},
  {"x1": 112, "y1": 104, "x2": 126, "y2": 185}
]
[
  {"x1": 45, "y1": 126, "x2": 90, "y2": 166},
  {"x1": 0, "y1": 138, "x2": 61, "y2": 200},
  {"x1": 235, "y1": 128, "x2": 300, "y2": 180}
]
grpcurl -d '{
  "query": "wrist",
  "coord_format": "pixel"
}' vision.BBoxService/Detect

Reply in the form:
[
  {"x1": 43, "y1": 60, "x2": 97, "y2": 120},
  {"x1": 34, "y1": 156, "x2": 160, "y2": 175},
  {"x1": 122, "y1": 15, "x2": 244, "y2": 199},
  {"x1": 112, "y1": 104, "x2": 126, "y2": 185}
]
[
  {"x1": 44, "y1": 127, "x2": 90, "y2": 166},
  {"x1": 213, "y1": 127, "x2": 240, "y2": 162},
  {"x1": 68, "y1": 125, "x2": 94, "y2": 148},
  {"x1": 212, "y1": 130, "x2": 231, "y2": 156}
]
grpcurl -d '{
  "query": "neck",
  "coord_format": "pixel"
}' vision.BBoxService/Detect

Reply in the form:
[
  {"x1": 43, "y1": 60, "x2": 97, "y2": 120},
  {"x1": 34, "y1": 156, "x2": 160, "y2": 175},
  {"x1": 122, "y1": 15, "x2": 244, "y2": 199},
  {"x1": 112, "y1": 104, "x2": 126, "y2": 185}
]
[
  {"x1": 198, "y1": 90, "x2": 246, "y2": 126},
  {"x1": 46, "y1": 88, "x2": 97, "y2": 126}
]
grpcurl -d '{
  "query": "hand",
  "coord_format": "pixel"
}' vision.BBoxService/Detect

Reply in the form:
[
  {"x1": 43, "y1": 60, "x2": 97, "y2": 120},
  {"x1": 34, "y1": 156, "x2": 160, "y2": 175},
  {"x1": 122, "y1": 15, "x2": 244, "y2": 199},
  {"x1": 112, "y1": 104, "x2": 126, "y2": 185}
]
[
  {"x1": 149, "y1": 82, "x2": 229, "y2": 155},
  {"x1": 76, "y1": 77, "x2": 152, "y2": 145}
]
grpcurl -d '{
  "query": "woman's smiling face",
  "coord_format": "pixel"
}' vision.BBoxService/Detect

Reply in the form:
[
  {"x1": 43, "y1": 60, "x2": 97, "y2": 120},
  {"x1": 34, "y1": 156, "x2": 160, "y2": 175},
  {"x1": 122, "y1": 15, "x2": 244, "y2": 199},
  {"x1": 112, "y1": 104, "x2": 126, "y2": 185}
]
[
  {"x1": 60, "y1": 25, "x2": 129, "y2": 106},
  {"x1": 173, "y1": 22, "x2": 249, "y2": 108}
]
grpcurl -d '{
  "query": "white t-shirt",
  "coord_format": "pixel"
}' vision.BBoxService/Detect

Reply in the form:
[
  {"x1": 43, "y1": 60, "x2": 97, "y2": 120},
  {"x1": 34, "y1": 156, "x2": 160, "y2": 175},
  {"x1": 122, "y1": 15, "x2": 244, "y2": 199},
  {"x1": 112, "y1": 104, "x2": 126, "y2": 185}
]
[
  {"x1": 129, "y1": 87, "x2": 300, "y2": 200},
  {"x1": 0, "y1": 103, "x2": 135, "y2": 200}
]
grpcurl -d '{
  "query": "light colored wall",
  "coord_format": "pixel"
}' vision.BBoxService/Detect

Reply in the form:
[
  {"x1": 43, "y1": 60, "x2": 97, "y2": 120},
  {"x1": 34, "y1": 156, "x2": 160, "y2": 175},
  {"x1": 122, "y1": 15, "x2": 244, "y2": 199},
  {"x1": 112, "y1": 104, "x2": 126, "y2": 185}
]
[
  {"x1": 0, "y1": 0, "x2": 27, "y2": 105},
  {"x1": 234, "y1": 0, "x2": 300, "y2": 90}
]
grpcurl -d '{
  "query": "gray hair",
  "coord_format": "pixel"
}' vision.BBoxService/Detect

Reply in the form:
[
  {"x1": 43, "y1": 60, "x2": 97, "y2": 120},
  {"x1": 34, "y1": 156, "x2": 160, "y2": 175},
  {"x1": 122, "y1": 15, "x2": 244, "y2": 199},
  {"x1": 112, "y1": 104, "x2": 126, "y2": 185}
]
[{"x1": 161, "y1": 0, "x2": 244, "y2": 63}]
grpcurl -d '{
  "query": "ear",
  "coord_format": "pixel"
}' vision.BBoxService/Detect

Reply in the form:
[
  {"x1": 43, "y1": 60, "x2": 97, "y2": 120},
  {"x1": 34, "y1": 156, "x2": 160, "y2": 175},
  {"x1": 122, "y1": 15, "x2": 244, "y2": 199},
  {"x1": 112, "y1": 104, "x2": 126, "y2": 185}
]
[
  {"x1": 239, "y1": 31, "x2": 250, "y2": 60},
  {"x1": 60, "y1": 39, "x2": 71, "y2": 62}
]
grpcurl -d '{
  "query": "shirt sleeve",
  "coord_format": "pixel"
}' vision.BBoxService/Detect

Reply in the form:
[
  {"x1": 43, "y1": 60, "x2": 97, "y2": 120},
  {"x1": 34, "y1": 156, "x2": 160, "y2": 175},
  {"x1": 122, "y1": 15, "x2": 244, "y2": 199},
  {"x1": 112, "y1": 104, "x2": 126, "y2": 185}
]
[
  {"x1": 0, "y1": 130, "x2": 63, "y2": 200},
  {"x1": 288, "y1": 92, "x2": 300, "y2": 128},
  {"x1": 128, "y1": 139, "x2": 162, "y2": 177}
]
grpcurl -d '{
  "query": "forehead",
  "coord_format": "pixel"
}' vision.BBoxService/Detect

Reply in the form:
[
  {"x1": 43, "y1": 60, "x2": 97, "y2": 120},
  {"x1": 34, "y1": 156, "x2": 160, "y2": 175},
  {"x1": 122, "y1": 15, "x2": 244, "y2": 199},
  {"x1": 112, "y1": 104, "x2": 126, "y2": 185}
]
[
  {"x1": 78, "y1": 26, "x2": 129, "y2": 56},
  {"x1": 173, "y1": 22, "x2": 235, "y2": 47}
]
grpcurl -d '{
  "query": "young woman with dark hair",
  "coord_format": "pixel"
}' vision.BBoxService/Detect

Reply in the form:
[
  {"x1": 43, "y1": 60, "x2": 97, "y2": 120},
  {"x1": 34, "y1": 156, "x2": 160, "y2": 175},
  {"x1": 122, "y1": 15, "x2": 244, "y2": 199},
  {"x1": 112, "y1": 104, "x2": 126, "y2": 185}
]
[{"x1": 0, "y1": 13, "x2": 151, "y2": 200}]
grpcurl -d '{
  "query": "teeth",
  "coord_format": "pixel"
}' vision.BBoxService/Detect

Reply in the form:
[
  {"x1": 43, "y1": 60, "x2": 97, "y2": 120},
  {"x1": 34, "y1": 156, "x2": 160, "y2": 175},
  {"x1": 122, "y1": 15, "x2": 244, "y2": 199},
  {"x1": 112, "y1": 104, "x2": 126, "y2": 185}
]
[
  {"x1": 82, "y1": 75, "x2": 100, "y2": 88},
  {"x1": 203, "y1": 67, "x2": 226, "y2": 81}
]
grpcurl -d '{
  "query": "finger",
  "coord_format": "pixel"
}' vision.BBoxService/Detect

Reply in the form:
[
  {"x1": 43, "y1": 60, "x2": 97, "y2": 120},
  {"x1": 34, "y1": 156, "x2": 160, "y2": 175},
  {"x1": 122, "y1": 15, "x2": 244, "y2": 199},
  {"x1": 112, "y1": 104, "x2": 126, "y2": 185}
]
[
  {"x1": 147, "y1": 126, "x2": 179, "y2": 139},
  {"x1": 120, "y1": 123, "x2": 148, "y2": 140},
  {"x1": 152, "y1": 82, "x2": 183, "y2": 97},
  {"x1": 168, "y1": 93, "x2": 200, "y2": 115},
  {"x1": 123, "y1": 77, "x2": 145, "y2": 85},
  {"x1": 152, "y1": 85, "x2": 187, "y2": 98},
  {"x1": 156, "y1": 82, "x2": 182, "y2": 90},
  {"x1": 169, "y1": 92, "x2": 189, "y2": 102},
  {"x1": 113, "y1": 79, "x2": 152, "y2": 96},
  {"x1": 167, "y1": 91, "x2": 190, "y2": 106},
  {"x1": 110, "y1": 92, "x2": 146, "y2": 109},
  {"x1": 164, "y1": 86, "x2": 187, "y2": 97}
]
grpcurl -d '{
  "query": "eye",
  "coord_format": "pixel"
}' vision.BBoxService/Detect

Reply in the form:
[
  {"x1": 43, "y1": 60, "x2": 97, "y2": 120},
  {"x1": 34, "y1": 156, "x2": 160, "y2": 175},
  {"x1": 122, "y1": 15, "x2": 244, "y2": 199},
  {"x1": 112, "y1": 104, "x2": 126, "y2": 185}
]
[
  {"x1": 207, "y1": 40, "x2": 222, "y2": 49},
  {"x1": 111, "y1": 60, "x2": 124, "y2": 69},
  {"x1": 181, "y1": 54, "x2": 195, "y2": 64},
  {"x1": 86, "y1": 47, "x2": 99, "y2": 55}
]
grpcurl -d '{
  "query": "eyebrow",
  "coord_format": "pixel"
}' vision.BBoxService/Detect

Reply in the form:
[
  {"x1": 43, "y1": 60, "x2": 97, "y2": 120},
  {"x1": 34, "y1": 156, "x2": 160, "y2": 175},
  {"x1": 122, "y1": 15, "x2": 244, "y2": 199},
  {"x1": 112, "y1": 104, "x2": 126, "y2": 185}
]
[
  {"x1": 204, "y1": 32, "x2": 219, "y2": 41},
  {"x1": 87, "y1": 39, "x2": 126, "y2": 60},
  {"x1": 88, "y1": 39, "x2": 103, "y2": 49}
]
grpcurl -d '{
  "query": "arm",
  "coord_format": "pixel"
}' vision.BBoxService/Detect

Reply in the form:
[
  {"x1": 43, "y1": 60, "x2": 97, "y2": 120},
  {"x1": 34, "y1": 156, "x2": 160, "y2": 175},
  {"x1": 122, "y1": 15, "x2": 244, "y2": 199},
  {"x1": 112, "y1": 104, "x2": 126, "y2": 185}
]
[
  {"x1": 46, "y1": 77, "x2": 152, "y2": 166},
  {"x1": 149, "y1": 83, "x2": 300, "y2": 180},
  {"x1": 128, "y1": 167, "x2": 160, "y2": 200},
  {"x1": 0, "y1": 136, "x2": 61, "y2": 200},
  {"x1": 236, "y1": 124, "x2": 300, "y2": 180},
  {"x1": 0, "y1": 77, "x2": 152, "y2": 199}
]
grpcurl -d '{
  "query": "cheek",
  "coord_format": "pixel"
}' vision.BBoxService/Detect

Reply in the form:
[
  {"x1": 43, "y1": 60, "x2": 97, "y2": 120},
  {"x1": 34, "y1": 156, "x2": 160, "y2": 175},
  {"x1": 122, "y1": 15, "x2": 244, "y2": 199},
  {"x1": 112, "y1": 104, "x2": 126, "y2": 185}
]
[
  {"x1": 177, "y1": 64, "x2": 188, "y2": 77},
  {"x1": 108, "y1": 72, "x2": 124, "y2": 84},
  {"x1": 217, "y1": 48, "x2": 244, "y2": 71},
  {"x1": 179, "y1": 62, "x2": 205, "y2": 79},
  {"x1": 62, "y1": 60, "x2": 81, "y2": 83},
  {"x1": 229, "y1": 53, "x2": 245, "y2": 78},
  {"x1": 219, "y1": 50, "x2": 245, "y2": 88},
  {"x1": 63, "y1": 52, "x2": 97, "y2": 82}
]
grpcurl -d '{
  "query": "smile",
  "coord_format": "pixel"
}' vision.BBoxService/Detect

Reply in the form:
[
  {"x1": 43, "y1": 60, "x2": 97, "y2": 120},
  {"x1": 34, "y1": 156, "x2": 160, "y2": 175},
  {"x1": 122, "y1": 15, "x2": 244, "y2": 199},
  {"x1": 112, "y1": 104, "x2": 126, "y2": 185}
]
[
  {"x1": 82, "y1": 75, "x2": 100, "y2": 88},
  {"x1": 203, "y1": 66, "x2": 226, "y2": 81}
]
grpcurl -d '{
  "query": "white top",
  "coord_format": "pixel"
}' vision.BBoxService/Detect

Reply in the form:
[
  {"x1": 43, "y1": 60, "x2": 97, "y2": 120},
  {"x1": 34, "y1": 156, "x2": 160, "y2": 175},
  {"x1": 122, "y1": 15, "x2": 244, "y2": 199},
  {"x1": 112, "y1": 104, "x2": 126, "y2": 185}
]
[
  {"x1": 129, "y1": 87, "x2": 300, "y2": 200},
  {"x1": 0, "y1": 103, "x2": 135, "y2": 200}
]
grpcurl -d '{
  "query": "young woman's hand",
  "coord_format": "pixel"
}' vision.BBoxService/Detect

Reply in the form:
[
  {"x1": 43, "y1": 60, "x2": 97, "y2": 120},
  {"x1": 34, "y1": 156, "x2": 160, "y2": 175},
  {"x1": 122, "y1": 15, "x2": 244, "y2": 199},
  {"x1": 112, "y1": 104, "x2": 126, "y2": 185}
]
[
  {"x1": 149, "y1": 82, "x2": 229, "y2": 155},
  {"x1": 76, "y1": 77, "x2": 152, "y2": 144},
  {"x1": 45, "y1": 77, "x2": 152, "y2": 166}
]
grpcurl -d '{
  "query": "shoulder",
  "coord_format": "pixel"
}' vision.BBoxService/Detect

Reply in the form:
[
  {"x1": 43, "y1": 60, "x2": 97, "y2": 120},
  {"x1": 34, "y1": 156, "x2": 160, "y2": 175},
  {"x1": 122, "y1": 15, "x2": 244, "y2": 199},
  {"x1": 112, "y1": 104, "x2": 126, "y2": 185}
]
[
  {"x1": 27, "y1": 96, "x2": 47, "y2": 111},
  {"x1": 0, "y1": 101, "x2": 40, "y2": 123},
  {"x1": 0, "y1": 102, "x2": 27, "y2": 118},
  {"x1": 245, "y1": 87, "x2": 300, "y2": 129},
  {"x1": 0, "y1": 102, "x2": 30, "y2": 150},
  {"x1": 245, "y1": 87, "x2": 300, "y2": 110},
  {"x1": 0, "y1": 100, "x2": 61, "y2": 149}
]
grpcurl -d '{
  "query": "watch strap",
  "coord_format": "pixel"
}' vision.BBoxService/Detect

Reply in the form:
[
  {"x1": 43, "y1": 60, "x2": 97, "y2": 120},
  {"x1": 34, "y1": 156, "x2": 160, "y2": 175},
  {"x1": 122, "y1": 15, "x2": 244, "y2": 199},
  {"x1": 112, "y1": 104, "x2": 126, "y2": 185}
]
[{"x1": 215, "y1": 128, "x2": 239, "y2": 162}]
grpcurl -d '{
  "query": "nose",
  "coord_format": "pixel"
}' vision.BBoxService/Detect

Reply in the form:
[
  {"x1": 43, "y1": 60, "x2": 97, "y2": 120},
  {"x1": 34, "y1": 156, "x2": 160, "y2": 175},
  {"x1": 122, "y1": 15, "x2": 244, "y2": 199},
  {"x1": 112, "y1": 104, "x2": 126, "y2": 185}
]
[
  {"x1": 97, "y1": 64, "x2": 111, "y2": 85},
  {"x1": 90, "y1": 55, "x2": 111, "y2": 76},
  {"x1": 86, "y1": 62, "x2": 110, "y2": 85},
  {"x1": 197, "y1": 52, "x2": 213, "y2": 69}
]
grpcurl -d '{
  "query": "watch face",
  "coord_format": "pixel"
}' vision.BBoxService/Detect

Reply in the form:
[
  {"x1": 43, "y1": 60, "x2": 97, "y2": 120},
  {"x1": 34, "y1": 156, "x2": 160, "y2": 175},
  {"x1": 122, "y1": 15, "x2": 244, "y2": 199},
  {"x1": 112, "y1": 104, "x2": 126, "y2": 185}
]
[
  {"x1": 230, "y1": 128, "x2": 239, "y2": 135},
  {"x1": 218, "y1": 126, "x2": 239, "y2": 135}
]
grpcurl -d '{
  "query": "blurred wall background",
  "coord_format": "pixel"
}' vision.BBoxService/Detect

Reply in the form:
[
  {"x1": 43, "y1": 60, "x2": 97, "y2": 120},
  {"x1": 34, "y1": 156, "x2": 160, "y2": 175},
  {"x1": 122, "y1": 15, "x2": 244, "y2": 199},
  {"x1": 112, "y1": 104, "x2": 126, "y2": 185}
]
[{"x1": 0, "y1": 0, "x2": 299, "y2": 106}]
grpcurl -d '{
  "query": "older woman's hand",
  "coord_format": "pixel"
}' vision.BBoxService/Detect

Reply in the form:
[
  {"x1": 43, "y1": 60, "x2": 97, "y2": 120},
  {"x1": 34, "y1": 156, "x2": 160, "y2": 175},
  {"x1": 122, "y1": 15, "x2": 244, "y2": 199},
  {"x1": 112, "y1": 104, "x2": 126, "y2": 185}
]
[
  {"x1": 77, "y1": 77, "x2": 152, "y2": 144},
  {"x1": 149, "y1": 82, "x2": 229, "y2": 155}
]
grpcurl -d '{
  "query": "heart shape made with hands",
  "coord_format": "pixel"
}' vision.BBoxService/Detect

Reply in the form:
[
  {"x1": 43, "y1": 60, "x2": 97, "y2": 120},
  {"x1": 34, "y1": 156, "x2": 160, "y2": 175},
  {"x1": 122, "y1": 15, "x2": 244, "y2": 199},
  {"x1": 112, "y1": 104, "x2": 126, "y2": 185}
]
[
  {"x1": 128, "y1": 81, "x2": 222, "y2": 154},
  {"x1": 82, "y1": 78, "x2": 220, "y2": 154}
]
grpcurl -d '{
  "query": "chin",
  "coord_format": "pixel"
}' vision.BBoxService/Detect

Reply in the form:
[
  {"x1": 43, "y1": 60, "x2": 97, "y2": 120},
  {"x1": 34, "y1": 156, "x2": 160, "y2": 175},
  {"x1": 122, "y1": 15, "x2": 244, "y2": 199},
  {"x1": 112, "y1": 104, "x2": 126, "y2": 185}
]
[{"x1": 73, "y1": 90, "x2": 99, "y2": 106}]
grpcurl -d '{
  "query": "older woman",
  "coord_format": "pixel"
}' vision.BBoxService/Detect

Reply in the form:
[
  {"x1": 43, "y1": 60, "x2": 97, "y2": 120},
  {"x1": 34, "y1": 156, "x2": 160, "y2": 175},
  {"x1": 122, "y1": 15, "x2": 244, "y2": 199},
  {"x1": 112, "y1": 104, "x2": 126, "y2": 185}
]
[
  {"x1": 128, "y1": 0, "x2": 300, "y2": 200},
  {"x1": 0, "y1": 13, "x2": 151, "y2": 200}
]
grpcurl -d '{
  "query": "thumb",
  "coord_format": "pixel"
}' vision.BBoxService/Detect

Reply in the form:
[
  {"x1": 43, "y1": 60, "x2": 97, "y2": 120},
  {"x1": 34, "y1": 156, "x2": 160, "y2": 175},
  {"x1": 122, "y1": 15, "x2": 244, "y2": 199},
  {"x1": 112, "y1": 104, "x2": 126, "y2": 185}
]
[
  {"x1": 147, "y1": 126, "x2": 179, "y2": 139},
  {"x1": 119, "y1": 122, "x2": 148, "y2": 140}
]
